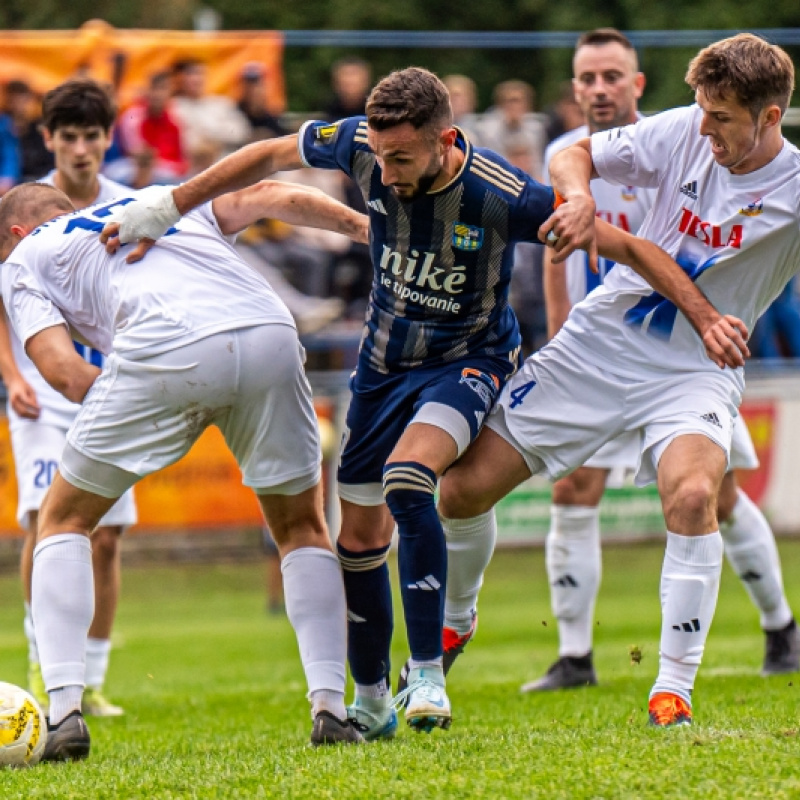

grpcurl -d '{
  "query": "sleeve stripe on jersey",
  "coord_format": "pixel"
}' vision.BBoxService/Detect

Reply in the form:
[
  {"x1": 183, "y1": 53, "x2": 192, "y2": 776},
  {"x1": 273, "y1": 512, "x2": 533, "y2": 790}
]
[
  {"x1": 472, "y1": 153, "x2": 525, "y2": 191},
  {"x1": 354, "y1": 121, "x2": 369, "y2": 142},
  {"x1": 471, "y1": 166, "x2": 523, "y2": 196}
]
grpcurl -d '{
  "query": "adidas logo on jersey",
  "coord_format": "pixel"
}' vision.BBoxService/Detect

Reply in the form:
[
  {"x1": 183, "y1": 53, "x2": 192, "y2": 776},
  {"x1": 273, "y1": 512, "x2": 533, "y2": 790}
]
[
  {"x1": 553, "y1": 574, "x2": 579, "y2": 588},
  {"x1": 367, "y1": 198, "x2": 388, "y2": 214},
  {"x1": 700, "y1": 412, "x2": 722, "y2": 428},
  {"x1": 680, "y1": 180, "x2": 698, "y2": 200}
]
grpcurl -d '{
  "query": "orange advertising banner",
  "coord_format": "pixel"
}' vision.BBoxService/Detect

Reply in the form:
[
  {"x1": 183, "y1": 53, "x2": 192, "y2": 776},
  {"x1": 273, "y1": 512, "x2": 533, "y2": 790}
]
[
  {"x1": 0, "y1": 419, "x2": 264, "y2": 538},
  {"x1": 0, "y1": 19, "x2": 285, "y2": 112}
]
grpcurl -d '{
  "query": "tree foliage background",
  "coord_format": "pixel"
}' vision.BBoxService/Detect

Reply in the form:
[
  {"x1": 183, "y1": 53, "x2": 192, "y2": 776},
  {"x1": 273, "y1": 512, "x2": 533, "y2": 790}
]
[{"x1": 1, "y1": 1, "x2": 798, "y2": 114}]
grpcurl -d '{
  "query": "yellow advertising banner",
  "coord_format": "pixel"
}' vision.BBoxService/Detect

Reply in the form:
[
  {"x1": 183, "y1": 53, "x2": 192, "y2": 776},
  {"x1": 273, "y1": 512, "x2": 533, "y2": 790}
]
[{"x1": 0, "y1": 19, "x2": 285, "y2": 112}]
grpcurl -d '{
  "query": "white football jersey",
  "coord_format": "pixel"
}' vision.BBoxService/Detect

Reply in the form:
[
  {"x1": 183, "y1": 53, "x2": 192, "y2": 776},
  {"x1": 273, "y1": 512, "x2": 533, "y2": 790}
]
[
  {"x1": 543, "y1": 123, "x2": 656, "y2": 304},
  {"x1": 3, "y1": 193, "x2": 292, "y2": 368},
  {"x1": 560, "y1": 104, "x2": 800, "y2": 388},
  {"x1": 6, "y1": 174, "x2": 130, "y2": 429}
]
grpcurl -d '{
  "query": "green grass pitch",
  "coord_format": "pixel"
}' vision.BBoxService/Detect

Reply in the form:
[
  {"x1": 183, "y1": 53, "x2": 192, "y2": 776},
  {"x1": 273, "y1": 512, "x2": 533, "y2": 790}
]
[{"x1": 1, "y1": 539, "x2": 798, "y2": 798}]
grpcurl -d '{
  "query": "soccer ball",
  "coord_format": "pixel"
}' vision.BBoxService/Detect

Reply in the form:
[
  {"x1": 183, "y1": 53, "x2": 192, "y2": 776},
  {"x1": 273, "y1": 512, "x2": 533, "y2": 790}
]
[{"x1": 0, "y1": 682, "x2": 47, "y2": 767}]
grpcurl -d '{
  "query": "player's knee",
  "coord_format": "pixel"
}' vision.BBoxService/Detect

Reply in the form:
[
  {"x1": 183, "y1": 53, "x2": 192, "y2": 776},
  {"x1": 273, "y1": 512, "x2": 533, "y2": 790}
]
[
  {"x1": 91, "y1": 527, "x2": 121, "y2": 564},
  {"x1": 663, "y1": 475, "x2": 718, "y2": 525},
  {"x1": 551, "y1": 476, "x2": 579, "y2": 506},
  {"x1": 438, "y1": 469, "x2": 494, "y2": 520},
  {"x1": 382, "y1": 460, "x2": 436, "y2": 528}
]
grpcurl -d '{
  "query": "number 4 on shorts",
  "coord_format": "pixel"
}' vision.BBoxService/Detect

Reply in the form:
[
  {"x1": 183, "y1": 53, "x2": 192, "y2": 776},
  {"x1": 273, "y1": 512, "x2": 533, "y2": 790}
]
[{"x1": 508, "y1": 380, "x2": 536, "y2": 409}]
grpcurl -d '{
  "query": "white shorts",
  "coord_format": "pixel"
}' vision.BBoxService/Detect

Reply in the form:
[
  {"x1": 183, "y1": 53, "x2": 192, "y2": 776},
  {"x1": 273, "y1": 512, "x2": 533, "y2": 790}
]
[
  {"x1": 9, "y1": 419, "x2": 137, "y2": 529},
  {"x1": 583, "y1": 430, "x2": 642, "y2": 472},
  {"x1": 487, "y1": 339, "x2": 740, "y2": 487},
  {"x1": 729, "y1": 413, "x2": 759, "y2": 471},
  {"x1": 61, "y1": 324, "x2": 321, "y2": 498}
]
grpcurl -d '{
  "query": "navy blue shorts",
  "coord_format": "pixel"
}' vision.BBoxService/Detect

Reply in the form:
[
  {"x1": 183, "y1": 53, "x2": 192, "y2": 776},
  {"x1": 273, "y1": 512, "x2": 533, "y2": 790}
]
[{"x1": 338, "y1": 353, "x2": 516, "y2": 487}]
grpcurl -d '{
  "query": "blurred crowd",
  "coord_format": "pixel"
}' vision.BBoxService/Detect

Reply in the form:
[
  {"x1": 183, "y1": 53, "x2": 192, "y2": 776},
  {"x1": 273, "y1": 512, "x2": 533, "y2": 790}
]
[{"x1": 2, "y1": 56, "x2": 798, "y2": 359}]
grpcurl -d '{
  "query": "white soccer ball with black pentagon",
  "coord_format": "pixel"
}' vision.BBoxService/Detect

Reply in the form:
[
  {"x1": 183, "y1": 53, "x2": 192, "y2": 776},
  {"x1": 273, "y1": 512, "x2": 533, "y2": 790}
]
[{"x1": 0, "y1": 682, "x2": 47, "y2": 767}]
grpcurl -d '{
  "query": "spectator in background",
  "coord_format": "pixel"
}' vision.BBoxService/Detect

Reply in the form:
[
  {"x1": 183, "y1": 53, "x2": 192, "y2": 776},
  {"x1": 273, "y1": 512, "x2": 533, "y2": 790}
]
[
  {"x1": 170, "y1": 59, "x2": 251, "y2": 161},
  {"x1": 238, "y1": 62, "x2": 287, "y2": 142},
  {"x1": 443, "y1": 74, "x2": 482, "y2": 144},
  {"x1": 749, "y1": 277, "x2": 800, "y2": 360},
  {"x1": 545, "y1": 80, "x2": 585, "y2": 143},
  {"x1": 476, "y1": 79, "x2": 548, "y2": 180},
  {"x1": 0, "y1": 88, "x2": 21, "y2": 196},
  {"x1": 3, "y1": 80, "x2": 53, "y2": 182},
  {"x1": 324, "y1": 57, "x2": 372, "y2": 121},
  {"x1": 113, "y1": 70, "x2": 188, "y2": 187},
  {"x1": 504, "y1": 134, "x2": 547, "y2": 354},
  {"x1": 323, "y1": 57, "x2": 374, "y2": 317}
]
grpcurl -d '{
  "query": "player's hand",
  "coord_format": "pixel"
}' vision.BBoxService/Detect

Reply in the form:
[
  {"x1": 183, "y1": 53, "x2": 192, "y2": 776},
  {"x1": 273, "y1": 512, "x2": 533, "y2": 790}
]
[
  {"x1": 100, "y1": 185, "x2": 180, "y2": 259},
  {"x1": 8, "y1": 377, "x2": 40, "y2": 419},
  {"x1": 539, "y1": 193, "x2": 598, "y2": 271},
  {"x1": 100, "y1": 221, "x2": 156, "y2": 264},
  {"x1": 701, "y1": 314, "x2": 750, "y2": 369}
]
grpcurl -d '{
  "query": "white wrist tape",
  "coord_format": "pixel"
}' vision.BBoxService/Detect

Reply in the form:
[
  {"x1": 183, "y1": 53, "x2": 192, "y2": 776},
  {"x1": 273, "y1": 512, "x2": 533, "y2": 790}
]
[{"x1": 111, "y1": 185, "x2": 181, "y2": 243}]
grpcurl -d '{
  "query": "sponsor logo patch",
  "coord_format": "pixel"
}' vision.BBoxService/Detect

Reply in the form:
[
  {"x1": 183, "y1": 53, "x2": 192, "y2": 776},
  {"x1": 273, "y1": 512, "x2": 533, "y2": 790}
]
[{"x1": 452, "y1": 222, "x2": 484, "y2": 251}]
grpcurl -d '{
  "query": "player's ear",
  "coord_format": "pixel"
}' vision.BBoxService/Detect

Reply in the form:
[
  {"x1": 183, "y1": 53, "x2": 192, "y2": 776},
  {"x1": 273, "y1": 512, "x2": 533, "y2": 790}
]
[
  {"x1": 761, "y1": 104, "x2": 782, "y2": 131},
  {"x1": 633, "y1": 71, "x2": 646, "y2": 100},
  {"x1": 42, "y1": 127, "x2": 55, "y2": 153},
  {"x1": 439, "y1": 127, "x2": 457, "y2": 153}
]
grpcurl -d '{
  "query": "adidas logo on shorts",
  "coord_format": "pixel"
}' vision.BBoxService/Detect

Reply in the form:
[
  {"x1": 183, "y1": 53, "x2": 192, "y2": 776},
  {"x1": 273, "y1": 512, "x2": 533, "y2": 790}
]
[{"x1": 700, "y1": 412, "x2": 722, "y2": 428}]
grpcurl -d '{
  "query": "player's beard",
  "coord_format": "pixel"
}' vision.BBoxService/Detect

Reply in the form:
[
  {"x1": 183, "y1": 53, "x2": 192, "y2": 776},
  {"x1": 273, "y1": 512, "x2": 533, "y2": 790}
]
[{"x1": 397, "y1": 155, "x2": 443, "y2": 203}]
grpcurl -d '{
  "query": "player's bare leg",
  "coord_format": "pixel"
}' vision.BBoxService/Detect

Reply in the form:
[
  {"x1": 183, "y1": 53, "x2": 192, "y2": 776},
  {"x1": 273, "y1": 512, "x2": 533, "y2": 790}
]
[
  {"x1": 717, "y1": 471, "x2": 798, "y2": 675},
  {"x1": 649, "y1": 434, "x2": 727, "y2": 726},
  {"x1": 259, "y1": 482, "x2": 362, "y2": 745}
]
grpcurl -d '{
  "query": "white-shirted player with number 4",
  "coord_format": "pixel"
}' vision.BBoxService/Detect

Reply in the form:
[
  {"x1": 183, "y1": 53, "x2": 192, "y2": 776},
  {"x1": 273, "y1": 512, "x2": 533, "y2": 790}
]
[
  {"x1": 0, "y1": 79, "x2": 138, "y2": 719},
  {"x1": 435, "y1": 33, "x2": 799, "y2": 727},
  {"x1": 522, "y1": 28, "x2": 798, "y2": 694},
  {"x1": 0, "y1": 175, "x2": 369, "y2": 760}
]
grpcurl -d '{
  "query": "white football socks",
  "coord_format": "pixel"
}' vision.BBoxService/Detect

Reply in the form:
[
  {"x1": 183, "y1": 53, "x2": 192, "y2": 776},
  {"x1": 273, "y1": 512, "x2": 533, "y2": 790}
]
[
  {"x1": 23, "y1": 601, "x2": 39, "y2": 664},
  {"x1": 32, "y1": 533, "x2": 94, "y2": 725},
  {"x1": 442, "y1": 510, "x2": 496, "y2": 635},
  {"x1": 546, "y1": 505, "x2": 602, "y2": 658},
  {"x1": 85, "y1": 637, "x2": 112, "y2": 691},
  {"x1": 652, "y1": 531, "x2": 723, "y2": 704},
  {"x1": 282, "y1": 547, "x2": 347, "y2": 720},
  {"x1": 721, "y1": 490, "x2": 793, "y2": 631}
]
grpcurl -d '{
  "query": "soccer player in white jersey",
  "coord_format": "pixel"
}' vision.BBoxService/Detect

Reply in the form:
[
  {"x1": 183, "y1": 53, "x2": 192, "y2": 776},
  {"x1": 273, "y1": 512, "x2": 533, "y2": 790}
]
[
  {"x1": 435, "y1": 33, "x2": 798, "y2": 726},
  {"x1": 95, "y1": 68, "x2": 748, "y2": 738},
  {"x1": 524, "y1": 29, "x2": 798, "y2": 693},
  {"x1": 0, "y1": 177, "x2": 370, "y2": 760},
  {"x1": 0, "y1": 79, "x2": 137, "y2": 717}
]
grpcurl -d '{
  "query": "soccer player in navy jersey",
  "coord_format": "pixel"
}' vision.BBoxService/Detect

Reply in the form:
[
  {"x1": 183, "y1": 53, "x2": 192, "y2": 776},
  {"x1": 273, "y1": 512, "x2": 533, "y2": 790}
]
[{"x1": 100, "y1": 67, "x2": 746, "y2": 737}]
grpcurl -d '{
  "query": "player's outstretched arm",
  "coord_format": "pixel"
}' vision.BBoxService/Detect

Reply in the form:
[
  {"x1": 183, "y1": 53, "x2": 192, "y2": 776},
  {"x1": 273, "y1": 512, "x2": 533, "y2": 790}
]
[
  {"x1": 542, "y1": 139, "x2": 598, "y2": 270},
  {"x1": 596, "y1": 220, "x2": 750, "y2": 369},
  {"x1": 0, "y1": 305, "x2": 40, "y2": 419},
  {"x1": 213, "y1": 180, "x2": 369, "y2": 244},
  {"x1": 542, "y1": 247, "x2": 572, "y2": 340},
  {"x1": 25, "y1": 325, "x2": 101, "y2": 404},
  {"x1": 101, "y1": 134, "x2": 303, "y2": 261}
]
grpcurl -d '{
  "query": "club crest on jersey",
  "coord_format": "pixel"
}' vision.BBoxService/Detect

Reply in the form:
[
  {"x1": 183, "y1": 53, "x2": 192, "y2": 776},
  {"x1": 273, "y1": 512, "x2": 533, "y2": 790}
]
[
  {"x1": 739, "y1": 199, "x2": 763, "y2": 217},
  {"x1": 312, "y1": 122, "x2": 339, "y2": 145},
  {"x1": 452, "y1": 223, "x2": 484, "y2": 251},
  {"x1": 621, "y1": 186, "x2": 637, "y2": 201},
  {"x1": 459, "y1": 368, "x2": 500, "y2": 407}
]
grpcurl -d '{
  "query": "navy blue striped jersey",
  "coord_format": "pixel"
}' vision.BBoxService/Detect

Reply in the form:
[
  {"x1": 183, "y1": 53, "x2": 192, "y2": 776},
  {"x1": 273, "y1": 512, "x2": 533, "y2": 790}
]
[{"x1": 299, "y1": 116, "x2": 556, "y2": 373}]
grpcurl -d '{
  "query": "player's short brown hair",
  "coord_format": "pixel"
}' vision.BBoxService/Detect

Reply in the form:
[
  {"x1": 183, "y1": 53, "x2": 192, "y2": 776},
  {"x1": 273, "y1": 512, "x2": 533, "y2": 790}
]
[
  {"x1": 366, "y1": 67, "x2": 452, "y2": 135},
  {"x1": 42, "y1": 78, "x2": 117, "y2": 134},
  {"x1": 574, "y1": 28, "x2": 639, "y2": 71},
  {"x1": 685, "y1": 33, "x2": 795, "y2": 119},
  {"x1": 0, "y1": 183, "x2": 74, "y2": 259}
]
